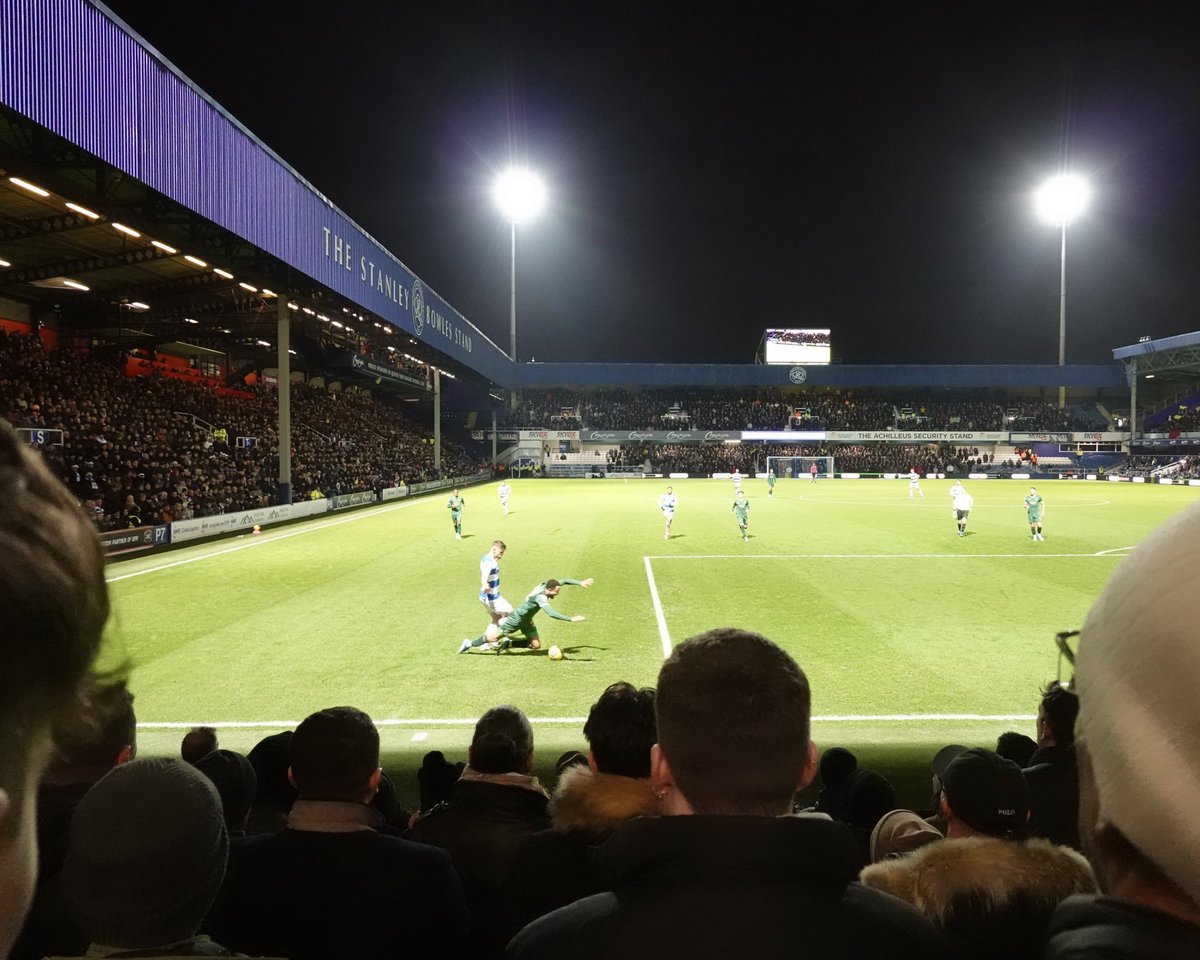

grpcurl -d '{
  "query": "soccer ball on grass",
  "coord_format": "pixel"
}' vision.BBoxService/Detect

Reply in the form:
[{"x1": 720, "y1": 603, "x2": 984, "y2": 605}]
[{"x1": 547, "y1": 645, "x2": 564, "y2": 661}]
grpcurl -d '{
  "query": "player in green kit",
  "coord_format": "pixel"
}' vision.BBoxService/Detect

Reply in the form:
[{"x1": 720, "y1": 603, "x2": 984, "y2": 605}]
[
  {"x1": 732, "y1": 491, "x2": 750, "y2": 541},
  {"x1": 458, "y1": 577, "x2": 594, "y2": 653},
  {"x1": 1025, "y1": 486, "x2": 1046, "y2": 541},
  {"x1": 447, "y1": 488, "x2": 465, "y2": 540},
  {"x1": 767, "y1": 469, "x2": 776, "y2": 497}
]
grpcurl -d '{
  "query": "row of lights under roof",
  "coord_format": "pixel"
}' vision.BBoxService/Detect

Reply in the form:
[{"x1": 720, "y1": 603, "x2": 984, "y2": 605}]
[{"x1": 3, "y1": 175, "x2": 277, "y2": 299}]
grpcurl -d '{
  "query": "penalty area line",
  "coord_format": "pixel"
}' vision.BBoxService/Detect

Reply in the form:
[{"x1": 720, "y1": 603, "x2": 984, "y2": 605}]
[
  {"x1": 137, "y1": 712, "x2": 1038, "y2": 730},
  {"x1": 643, "y1": 556, "x2": 673, "y2": 658}
]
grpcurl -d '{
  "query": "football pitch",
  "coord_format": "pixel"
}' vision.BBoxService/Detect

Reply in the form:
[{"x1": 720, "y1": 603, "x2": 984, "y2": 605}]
[{"x1": 107, "y1": 477, "x2": 1200, "y2": 801}]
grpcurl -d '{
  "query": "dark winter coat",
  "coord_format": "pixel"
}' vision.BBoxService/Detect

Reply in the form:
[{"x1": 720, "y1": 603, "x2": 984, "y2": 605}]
[
  {"x1": 507, "y1": 813, "x2": 951, "y2": 960},
  {"x1": 1024, "y1": 745, "x2": 1081, "y2": 848},
  {"x1": 859, "y1": 834, "x2": 1097, "y2": 960},
  {"x1": 406, "y1": 773, "x2": 550, "y2": 958},
  {"x1": 206, "y1": 814, "x2": 468, "y2": 960},
  {"x1": 502, "y1": 766, "x2": 659, "y2": 940},
  {"x1": 1045, "y1": 894, "x2": 1200, "y2": 959}
]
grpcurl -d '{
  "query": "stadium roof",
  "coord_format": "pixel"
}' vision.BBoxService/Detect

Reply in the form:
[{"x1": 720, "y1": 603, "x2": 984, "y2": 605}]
[
  {"x1": 1112, "y1": 332, "x2": 1200, "y2": 383},
  {"x1": 0, "y1": 0, "x2": 510, "y2": 390}
]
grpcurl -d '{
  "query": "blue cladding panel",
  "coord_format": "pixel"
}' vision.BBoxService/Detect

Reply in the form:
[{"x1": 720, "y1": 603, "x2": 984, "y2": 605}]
[
  {"x1": 0, "y1": 0, "x2": 511, "y2": 384},
  {"x1": 514, "y1": 363, "x2": 1128, "y2": 389}
]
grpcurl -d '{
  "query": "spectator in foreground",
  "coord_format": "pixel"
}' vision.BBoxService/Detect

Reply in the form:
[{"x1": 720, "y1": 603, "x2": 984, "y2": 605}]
[
  {"x1": 1024, "y1": 680, "x2": 1080, "y2": 849},
  {"x1": 12, "y1": 687, "x2": 136, "y2": 960},
  {"x1": 0, "y1": 421, "x2": 114, "y2": 960},
  {"x1": 503, "y1": 682, "x2": 659, "y2": 937},
  {"x1": 181, "y1": 726, "x2": 219, "y2": 764},
  {"x1": 407, "y1": 705, "x2": 550, "y2": 958},
  {"x1": 859, "y1": 748, "x2": 1095, "y2": 960},
  {"x1": 508, "y1": 628, "x2": 949, "y2": 960},
  {"x1": 207, "y1": 706, "x2": 467, "y2": 960},
  {"x1": 58, "y1": 758, "x2": 237, "y2": 957},
  {"x1": 996, "y1": 731, "x2": 1039, "y2": 769},
  {"x1": 193, "y1": 749, "x2": 257, "y2": 837},
  {"x1": 1046, "y1": 500, "x2": 1200, "y2": 957},
  {"x1": 243, "y1": 731, "x2": 296, "y2": 835}
]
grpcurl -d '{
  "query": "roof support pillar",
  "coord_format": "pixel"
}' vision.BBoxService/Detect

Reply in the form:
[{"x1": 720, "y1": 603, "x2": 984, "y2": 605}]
[
  {"x1": 433, "y1": 367, "x2": 442, "y2": 479},
  {"x1": 277, "y1": 296, "x2": 292, "y2": 504}
]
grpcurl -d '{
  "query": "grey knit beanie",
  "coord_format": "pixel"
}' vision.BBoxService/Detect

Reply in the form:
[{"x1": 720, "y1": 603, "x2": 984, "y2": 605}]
[{"x1": 62, "y1": 757, "x2": 229, "y2": 948}]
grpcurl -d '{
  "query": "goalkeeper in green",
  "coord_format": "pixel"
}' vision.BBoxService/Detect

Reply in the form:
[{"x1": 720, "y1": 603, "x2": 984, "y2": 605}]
[
  {"x1": 732, "y1": 491, "x2": 751, "y2": 541},
  {"x1": 458, "y1": 577, "x2": 594, "y2": 653}
]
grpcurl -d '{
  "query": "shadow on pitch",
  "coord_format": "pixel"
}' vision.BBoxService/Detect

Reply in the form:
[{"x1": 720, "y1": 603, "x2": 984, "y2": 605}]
[{"x1": 503, "y1": 643, "x2": 608, "y2": 663}]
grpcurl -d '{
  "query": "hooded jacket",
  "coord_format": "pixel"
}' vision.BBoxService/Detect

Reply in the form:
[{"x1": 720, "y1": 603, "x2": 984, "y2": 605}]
[{"x1": 860, "y1": 835, "x2": 1097, "y2": 960}]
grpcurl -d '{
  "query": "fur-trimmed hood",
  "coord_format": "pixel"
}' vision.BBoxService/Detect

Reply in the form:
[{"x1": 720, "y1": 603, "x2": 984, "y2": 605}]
[
  {"x1": 549, "y1": 764, "x2": 660, "y2": 834},
  {"x1": 859, "y1": 835, "x2": 1097, "y2": 924}
]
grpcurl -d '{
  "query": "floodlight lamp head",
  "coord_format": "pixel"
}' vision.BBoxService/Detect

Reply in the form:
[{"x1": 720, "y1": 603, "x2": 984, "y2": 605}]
[
  {"x1": 493, "y1": 168, "x2": 546, "y2": 223},
  {"x1": 1034, "y1": 173, "x2": 1091, "y2": 226}
]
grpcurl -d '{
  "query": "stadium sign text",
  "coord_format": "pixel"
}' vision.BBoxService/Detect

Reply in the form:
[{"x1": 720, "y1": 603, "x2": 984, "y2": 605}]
[
  {"x1": 321, "y1": 227, "x2": 473, "y2": 353},
  {"x1": 520, "y1": 429, "x2": 581, "y2": 441},
  {"x1": 825, "y1": 431, "x2": 1009, "y2": 442},
  {"x1": 582, "y1": 430, "x2": 738, "y2": 444}
]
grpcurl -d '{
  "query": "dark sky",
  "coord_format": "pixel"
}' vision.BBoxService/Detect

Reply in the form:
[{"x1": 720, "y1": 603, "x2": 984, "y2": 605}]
[{"x1": 102, "y1": 1, "x2": 1200, "y2": 366}]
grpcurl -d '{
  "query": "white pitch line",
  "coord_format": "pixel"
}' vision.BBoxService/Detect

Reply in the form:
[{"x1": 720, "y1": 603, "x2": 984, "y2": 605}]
[
  {"x1": 643, "y1": 556, "x2": 673, "y2": 657},
  {"x1": 136, "y1": 713, "x2": 1037, "y2": 730},
  {"x1": 106, "y1": 497, "x2": 426, "y2": 583},
  {"x1": 1094, "y1": 546, "x2": 1136, "y2": 556},
  {"x1": 644, "y1": 553, "x2": 1127, "y2": 560}
]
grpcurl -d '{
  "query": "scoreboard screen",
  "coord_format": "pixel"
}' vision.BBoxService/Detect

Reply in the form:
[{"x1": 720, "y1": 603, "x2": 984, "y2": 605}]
[{"x1": 763, "y1": 329, "x2": 831, "y2": 365}]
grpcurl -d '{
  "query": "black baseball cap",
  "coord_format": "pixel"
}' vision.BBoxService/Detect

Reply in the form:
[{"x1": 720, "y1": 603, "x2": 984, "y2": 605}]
[{"x1": 942, "y1": 747, "x2": 1030, "y2": 837}]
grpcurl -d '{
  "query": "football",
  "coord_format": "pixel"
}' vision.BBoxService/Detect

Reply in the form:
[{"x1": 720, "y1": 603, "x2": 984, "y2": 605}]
[{"x1": 547, "y1": 645, "x2": 564, "y2": 661}]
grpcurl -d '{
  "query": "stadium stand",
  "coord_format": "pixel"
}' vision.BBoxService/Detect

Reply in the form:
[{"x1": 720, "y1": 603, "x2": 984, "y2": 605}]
[
  {"x1": 514, "y1": 388, "x2": 1110, "y2": 432},
  {"x1": 0, "y1": 329, "x2": 482, "y2": 530}
]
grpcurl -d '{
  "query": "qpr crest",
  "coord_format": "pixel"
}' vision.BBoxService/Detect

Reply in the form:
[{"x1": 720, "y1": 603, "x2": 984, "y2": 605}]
[
  {"x1": 789, "y1": 366, "x2": 807, "y2": 384},
  {"x1": 411, "y1": 280, "x2": 425, "y2": 335}
]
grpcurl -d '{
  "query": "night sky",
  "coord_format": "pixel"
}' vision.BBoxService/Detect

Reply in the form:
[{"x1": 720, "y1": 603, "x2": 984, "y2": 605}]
[{"x1": 101, "y1": 1, "x2": 1200, "y2": 366}]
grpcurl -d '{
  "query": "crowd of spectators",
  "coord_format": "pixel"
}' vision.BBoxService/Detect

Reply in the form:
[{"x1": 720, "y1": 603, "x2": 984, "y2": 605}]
[
  {"x1": 1146, "y1": 401, "x2": 1200, "y2": 434},
  {"x1": 609, "y1": 442, "x2": 962, "y2": 476},
  {"x1": 514, "y1": 388, "x2": 1107, "y2": 433},
  {"x1": 0, "y1": 329, "x2": 482, "y2": 530}
]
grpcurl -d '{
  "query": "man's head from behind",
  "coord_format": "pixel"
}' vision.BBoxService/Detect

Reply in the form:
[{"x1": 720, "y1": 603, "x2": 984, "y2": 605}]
[
  {"x1": 0, "y1": 422, "x2": 111, "y2": 957},
  {"x1": 583, "y1": 682, "x2": 657, "y2": 778},
  {"x1": 288, "y1": 707, "x2": 381, "y2": 803},
  {"x1": 1075, "y1": 498, "x2": 1200, "y2": 918},
  {"x1": 653, "y1": 627, "x2": 814, "y2": 816},
  {"x1": 470, "y1": 706, "x2": 534, "y2": 775},
  {"x1": 1037, "y1": 681, "x2": 1078, "y2": 750}
]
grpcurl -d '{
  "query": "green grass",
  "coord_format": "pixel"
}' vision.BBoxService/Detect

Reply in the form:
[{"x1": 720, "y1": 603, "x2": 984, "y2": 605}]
[{"x1": 107, "y1": 476, "x2": 1200, "y2": 807}]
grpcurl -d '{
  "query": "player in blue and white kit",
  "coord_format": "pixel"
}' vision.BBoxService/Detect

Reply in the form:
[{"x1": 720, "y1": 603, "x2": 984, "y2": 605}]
[
  {"x1": 478, "y1": 539, "x2": 508, "y2": 626},
  {"x1": 732, "y1": 469, "x2": 743, "y2": 493},
  {"x1": 498, "y1": 481, "x2": 512, "y2": 516},
  {"x1": 908, "y1": 468, "x2": 924, "y2": 499},
  {"x1": 658, "y1": 486, "x2": 678, "y2": 541}
]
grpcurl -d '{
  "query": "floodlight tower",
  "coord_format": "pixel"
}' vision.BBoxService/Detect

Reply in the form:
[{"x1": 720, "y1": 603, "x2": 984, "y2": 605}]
[
  {"x1": 1034, "y1": 173, "x2": 1091, "y2": 409},
  {"x1": 493, "y1": 168, "x2": 546, "y2": 364}
]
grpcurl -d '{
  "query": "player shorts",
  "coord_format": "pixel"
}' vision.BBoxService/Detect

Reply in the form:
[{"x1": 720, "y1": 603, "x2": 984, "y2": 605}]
[
  {"x1": 1027, "y1": 513, "x2": 1042, "y2": 523},
  {"x1": 481, "y1": 595, "x2": 511, "y2": 617},
  {"x1": 956, "y1": 509, "x2": 970, "y2": 520}
]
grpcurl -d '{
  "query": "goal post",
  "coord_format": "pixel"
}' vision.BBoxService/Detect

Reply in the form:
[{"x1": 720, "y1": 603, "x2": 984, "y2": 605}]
[{"x1": 767, "y1": 455, "x2": 835, "y2": 480}]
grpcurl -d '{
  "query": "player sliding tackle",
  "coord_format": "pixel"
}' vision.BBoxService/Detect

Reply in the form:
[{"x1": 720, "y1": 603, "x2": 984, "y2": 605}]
[{"x1": 458, "y1": 577, "x2": 594, "y2": 654}]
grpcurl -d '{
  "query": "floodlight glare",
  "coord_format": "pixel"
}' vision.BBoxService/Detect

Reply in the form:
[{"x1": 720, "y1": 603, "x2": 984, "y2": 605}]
[
  {"x1": 493, "y1": 169, "x2": 546, "y2": 223},
  {"x1": 1034, "y1": 174, "x2": 1091, "y2": 225}
]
